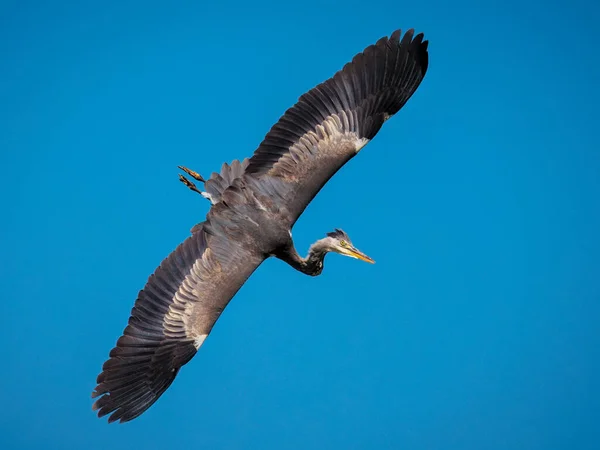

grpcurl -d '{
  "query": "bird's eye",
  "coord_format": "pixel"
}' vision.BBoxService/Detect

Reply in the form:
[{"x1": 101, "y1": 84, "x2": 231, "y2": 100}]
[{"x1": 340, "y1": 240, "x2": 347, "y2": 247}]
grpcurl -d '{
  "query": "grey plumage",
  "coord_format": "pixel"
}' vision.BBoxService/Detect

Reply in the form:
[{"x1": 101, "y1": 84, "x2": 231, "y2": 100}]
[
  {"x1": 93, "y1": 29, "x2": 429, "y2": 423},
  {"x1": 204, "y1": 158, "x2": 250, "y2": 204}
]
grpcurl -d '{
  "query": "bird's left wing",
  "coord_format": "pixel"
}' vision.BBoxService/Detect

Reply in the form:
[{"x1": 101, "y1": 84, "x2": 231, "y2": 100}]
[
  {"x1": 92, "y1": 221, "x2": 264, "y2": 423},
  {"x1": 245, "y1": 29, "x2": 428, "y2": 225}
]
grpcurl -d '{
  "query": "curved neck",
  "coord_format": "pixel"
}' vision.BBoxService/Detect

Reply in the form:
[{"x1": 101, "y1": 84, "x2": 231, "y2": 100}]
[{"x1": 277, "y1": 239, "x2": 329, "y2": 276}]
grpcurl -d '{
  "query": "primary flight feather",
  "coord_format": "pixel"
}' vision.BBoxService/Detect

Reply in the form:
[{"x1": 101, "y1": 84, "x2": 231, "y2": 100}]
[{"x1": 93, "y1": 28, "x2": 429, "y2": 423}]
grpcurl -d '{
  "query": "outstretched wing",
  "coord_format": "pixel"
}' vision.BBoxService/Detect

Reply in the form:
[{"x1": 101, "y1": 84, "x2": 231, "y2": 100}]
[
  {"x1": 92, "y1": 222, "x2": 264, "y2": 423},
  {"x1": 245, "y1": 29, "x2": 429, "y2": 224}
]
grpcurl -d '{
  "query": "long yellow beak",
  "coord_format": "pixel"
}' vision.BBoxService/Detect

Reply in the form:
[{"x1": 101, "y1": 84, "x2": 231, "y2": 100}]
[{"x1": 344, "y1": 246, "x2": 375, "y2": 264}]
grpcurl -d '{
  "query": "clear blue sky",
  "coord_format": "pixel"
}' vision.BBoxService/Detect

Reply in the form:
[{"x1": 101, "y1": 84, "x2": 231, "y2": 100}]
[{"x1": 1, "y1": 0, "x2": 599, "y2": 449}]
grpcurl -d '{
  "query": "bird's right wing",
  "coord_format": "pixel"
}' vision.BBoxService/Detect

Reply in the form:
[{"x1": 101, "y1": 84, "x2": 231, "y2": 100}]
[
  {"x1": 92, "y1": 221, "x2": 264, "y2": 423},
  {"x1": 245, "y1": 29, "x2": 428, "y2": 225}
]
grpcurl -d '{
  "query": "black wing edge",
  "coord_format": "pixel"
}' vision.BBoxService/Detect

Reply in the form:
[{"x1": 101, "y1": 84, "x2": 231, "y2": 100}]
[{"x1": 246, "y1": 28, "x2": 429, "y2": 174}]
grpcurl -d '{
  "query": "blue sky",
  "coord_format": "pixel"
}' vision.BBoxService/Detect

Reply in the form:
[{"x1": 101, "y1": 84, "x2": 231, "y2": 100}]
[{"x1": 1, "y1": 0, "x2": 599, "y2": 448}]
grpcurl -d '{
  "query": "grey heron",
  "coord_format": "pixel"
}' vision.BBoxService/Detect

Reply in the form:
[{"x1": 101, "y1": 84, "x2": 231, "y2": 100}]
[{"x1": 93, "y1": 28, "x2": 429, "y2": 423}]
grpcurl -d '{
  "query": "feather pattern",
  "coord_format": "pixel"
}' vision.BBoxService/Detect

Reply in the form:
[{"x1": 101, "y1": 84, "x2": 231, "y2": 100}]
[
  {"x1": 204, "y1": 158, "x2": 250, "y2": 204},
  {"x1": 92, "y1": 222, "x2": 264, "y2": 423},
  {"x1": 246, "y1": 29, "x2": 428, "y2": 224}
]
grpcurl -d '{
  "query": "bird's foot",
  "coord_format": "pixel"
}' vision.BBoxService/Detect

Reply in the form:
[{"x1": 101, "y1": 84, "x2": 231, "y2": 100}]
[
  {"x1": 178, "y1": 166, "x2": 205, "y2": 182},
  {"x1": 178, "y1": 174, "x2": 203, "y2": 195}
]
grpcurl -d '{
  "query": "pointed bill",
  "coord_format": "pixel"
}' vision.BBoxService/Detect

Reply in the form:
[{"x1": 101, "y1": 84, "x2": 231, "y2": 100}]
[{"x1": 344, "y1": 246, "x2": 375, "y2": 264}]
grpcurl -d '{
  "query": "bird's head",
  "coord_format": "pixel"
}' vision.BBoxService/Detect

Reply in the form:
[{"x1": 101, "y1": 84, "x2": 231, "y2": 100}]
[{"x1": 324, "y1": 229, "x2": 375, "y2": 264}]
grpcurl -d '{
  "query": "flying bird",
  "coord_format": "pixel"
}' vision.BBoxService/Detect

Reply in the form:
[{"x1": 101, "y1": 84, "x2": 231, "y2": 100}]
[{"x1": 93, "y1": 28, "x2": 429, "y2": 423}]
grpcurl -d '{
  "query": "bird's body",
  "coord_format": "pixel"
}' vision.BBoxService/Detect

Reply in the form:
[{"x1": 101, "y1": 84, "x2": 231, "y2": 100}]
[{"x1": 93, "y1": 29, "x2": 429, "y2": 423}]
